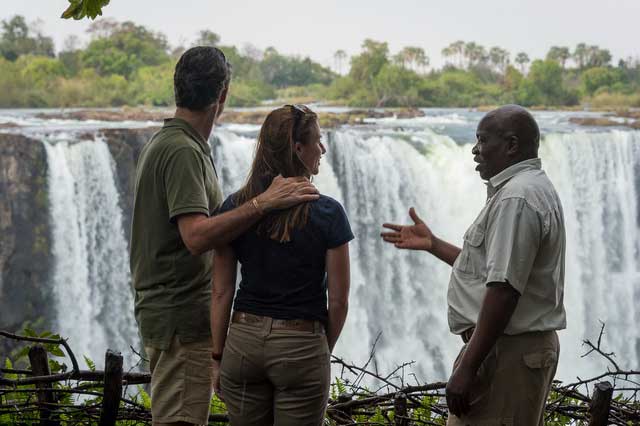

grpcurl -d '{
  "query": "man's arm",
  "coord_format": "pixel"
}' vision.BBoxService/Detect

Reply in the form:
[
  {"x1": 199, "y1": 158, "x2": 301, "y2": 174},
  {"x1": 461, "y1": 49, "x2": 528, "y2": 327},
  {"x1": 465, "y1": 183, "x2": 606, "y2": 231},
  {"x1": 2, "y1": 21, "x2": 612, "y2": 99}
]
[
  {"x1": 445, "y1": 283, "x2": 520, "y2": 417},
  {"x1": 381, "y1": 207, "x2": 461, "y2": 266},
  {"x1": 178, "y1": 175, "x2": 318, "y2": 255}
]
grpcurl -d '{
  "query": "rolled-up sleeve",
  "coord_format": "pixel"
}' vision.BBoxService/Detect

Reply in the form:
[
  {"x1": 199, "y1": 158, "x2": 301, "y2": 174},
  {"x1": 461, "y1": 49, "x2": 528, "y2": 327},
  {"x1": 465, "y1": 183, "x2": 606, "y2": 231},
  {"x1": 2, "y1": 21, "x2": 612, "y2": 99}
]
[{"x1": 484, "y1": 197, "x2": 541, "y2": 294}]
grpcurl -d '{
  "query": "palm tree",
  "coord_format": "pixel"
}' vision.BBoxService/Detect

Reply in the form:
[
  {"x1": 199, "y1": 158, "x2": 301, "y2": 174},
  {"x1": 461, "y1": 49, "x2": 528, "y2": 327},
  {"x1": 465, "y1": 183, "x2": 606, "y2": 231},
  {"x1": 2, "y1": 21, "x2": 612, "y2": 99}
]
[
  {"x1": 515, "y1": 52, "x2": 530, "y2": 73},
  {"x1": 333, "y1": 49, "x2": 348, "y2": 74}
]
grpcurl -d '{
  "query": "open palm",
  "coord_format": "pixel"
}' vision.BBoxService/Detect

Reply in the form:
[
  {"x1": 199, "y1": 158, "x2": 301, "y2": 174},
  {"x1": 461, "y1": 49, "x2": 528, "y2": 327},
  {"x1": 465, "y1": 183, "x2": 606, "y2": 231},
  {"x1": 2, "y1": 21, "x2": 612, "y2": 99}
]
[{"x1": 381, "y1": 207, "x2": 433, "y2": 251}]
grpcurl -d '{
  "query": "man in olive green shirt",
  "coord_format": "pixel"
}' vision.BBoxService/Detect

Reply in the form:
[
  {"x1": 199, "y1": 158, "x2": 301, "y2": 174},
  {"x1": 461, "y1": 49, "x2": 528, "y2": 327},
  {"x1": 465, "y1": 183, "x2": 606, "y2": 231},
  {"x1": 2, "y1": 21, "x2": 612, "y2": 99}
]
[{"x1": 130, "y1": 47, "x2": 318, "y2": 426}]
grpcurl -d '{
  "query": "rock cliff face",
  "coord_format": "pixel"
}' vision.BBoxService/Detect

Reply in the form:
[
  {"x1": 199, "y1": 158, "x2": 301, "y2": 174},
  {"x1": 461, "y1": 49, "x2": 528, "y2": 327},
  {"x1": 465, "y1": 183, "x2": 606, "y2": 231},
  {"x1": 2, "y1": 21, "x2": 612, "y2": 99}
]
[
  {"x1": 101, "y1": 127, "x2": 159, "y2": 239},
  {"x1": 0, "y1": 127, "x2": 158, "y2": 340},
  {"x1": 0, "y1": 133, "x2": 52, "y2": 335}
]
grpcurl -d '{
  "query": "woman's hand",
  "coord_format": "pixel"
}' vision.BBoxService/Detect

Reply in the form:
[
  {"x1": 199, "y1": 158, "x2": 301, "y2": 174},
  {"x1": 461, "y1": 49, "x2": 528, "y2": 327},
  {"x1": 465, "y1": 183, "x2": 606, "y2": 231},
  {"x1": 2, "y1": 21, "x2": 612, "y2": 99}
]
[{"x1": 381, "y1": 207, "x2": 434, "y2": 251}]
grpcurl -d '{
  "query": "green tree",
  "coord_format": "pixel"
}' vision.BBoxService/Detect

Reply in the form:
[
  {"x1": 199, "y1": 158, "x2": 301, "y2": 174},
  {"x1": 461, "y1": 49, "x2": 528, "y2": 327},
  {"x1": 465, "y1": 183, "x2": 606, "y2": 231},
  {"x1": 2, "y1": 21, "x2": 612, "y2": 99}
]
[
  {"x1": 194, "y1": 30, "x2": 220, "y2": 46},
  {"x1": 441, "y1": 40, "x2": 465, "y2": 68},
  {"x1": 488, "y1": 46, "x2": 510, "y2": 74},
  {"x1": 372, "y1": 63, "x2": 420, "y2": 106},
  {"x1": 573, "y1": 43, "x2": 589, "y2": 68},
  {"x1": 0, "y1": 16, "x2": 54, "y2": 61},
  {"x1": 394, "y1": 46, "x2": 428, "y2": 73},
  {"x1": 546, "y1": 46, "x2": 571, "y2": 69},
  {"x1": 349, "y1": 39, "x2": 390, "y2": 84},
  {"x1": 81, "y1": 20, "x2": 169, "y2": 77},
  {"x1": 515, "y1": 52, "x2": 530, "y2": 73},
  {"x1": 333, "y1": 49, "x2": 347, "y2": 74},
  {"x1": 581, "y1": 67, "x2": 623, "y2": 96},
  {"x1": 525, "y1": 59, "x2": 576, "y2": 105},
  {"x1": 463, "y1": 42, "x2": 487, "y2": 68}
]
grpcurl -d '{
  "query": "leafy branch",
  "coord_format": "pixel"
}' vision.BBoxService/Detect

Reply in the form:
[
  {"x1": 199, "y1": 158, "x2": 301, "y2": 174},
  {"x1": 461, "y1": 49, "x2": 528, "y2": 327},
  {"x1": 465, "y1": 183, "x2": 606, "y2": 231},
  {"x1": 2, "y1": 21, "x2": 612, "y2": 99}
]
[{"x1": 61, "y1": 0, "x2": 110, "y2": 20}]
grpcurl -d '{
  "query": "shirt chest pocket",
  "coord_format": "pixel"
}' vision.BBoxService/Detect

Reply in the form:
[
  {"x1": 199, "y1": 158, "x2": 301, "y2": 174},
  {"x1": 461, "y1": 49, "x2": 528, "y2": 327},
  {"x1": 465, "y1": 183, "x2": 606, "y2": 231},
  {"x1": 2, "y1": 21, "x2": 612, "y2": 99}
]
[{"x1": 456, "y1": 225, "x2": 486, "y2": 277}]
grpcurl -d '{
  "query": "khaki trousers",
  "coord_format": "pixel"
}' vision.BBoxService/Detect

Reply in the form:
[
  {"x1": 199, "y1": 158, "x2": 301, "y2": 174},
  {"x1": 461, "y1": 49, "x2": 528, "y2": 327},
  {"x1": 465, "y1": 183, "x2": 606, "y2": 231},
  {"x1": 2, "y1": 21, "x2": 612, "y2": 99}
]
[
  {"x1": 146, "y1": 335, "x2": 213, "y2": 425},
  {"x1": 447, "y1": 331, "x2": 559, "y2": 426},
  {"x1": 220, "y1": 320, "x2": 331, "y2": 426}
]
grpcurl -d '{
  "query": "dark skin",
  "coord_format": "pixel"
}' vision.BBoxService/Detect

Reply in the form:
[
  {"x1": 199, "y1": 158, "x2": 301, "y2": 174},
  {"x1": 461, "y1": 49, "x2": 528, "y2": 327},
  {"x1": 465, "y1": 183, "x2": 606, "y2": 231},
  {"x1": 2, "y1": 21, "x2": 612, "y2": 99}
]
[{"x1": 381, "y1": 105, "x2": 539, "y2": 418}]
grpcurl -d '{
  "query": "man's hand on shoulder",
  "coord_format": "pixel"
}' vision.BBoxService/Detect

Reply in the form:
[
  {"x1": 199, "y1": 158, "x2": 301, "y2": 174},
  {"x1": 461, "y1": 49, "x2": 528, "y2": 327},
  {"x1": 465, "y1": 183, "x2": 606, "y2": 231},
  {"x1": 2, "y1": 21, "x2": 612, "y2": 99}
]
[
  {"x1": 381, "y1": 207, "x2": 434, "y2": 251},
  {"x1": 257, "y1": 174, "x2": 320, "y2": 211}
]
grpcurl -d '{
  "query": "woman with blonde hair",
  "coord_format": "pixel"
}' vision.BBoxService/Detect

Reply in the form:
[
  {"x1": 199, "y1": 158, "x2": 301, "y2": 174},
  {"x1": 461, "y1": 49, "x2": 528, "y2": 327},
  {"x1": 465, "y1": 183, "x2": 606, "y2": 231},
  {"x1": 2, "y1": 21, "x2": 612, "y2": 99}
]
[{"x1": 210, "y1": 105, "x2": 353, "y2": 426}]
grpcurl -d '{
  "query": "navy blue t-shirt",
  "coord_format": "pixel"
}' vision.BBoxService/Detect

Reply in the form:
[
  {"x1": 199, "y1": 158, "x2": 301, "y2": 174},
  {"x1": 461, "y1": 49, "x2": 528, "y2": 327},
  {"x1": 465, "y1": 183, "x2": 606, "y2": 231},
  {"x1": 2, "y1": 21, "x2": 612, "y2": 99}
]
[{"x1": 218, "y1": 194, "x2": 354, "y2": 325}]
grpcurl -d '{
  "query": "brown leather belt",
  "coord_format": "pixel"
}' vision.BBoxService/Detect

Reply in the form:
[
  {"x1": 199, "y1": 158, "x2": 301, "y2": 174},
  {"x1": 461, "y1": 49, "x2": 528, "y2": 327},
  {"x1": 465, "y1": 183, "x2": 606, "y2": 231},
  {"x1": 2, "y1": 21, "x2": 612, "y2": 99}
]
[
  {"x1": 461, "y1": 327, "x2": 475, "y2": 344},
  {"x1": 231, "y1": 311, "x2": 325, "y2": 334}
]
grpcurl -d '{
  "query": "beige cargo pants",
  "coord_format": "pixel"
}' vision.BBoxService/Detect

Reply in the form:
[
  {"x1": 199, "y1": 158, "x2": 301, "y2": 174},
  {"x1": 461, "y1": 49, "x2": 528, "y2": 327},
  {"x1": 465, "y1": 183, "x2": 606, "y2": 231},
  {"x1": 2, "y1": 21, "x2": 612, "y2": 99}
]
[
  {"x1": 220, "y1": 319, "x2": 331, "y2": 426},
  {"x1": 447, "y1": 330, "x2": 560, "y2": 426}
]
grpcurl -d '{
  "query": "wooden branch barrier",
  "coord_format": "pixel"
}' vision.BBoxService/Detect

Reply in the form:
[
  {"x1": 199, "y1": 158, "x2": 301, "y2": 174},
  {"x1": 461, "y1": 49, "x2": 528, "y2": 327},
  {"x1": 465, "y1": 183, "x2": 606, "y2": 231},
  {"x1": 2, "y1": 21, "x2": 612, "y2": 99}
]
[{"x1": 1, "y1": 330, "x2": 639, "y2": 425}]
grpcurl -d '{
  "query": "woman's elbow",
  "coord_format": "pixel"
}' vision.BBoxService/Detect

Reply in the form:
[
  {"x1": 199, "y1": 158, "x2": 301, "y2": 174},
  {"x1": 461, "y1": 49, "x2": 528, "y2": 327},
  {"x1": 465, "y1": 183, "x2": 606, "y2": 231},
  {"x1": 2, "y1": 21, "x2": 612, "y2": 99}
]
[{"x1": 329, "y1": 298, "x2": 349, "y2": 311}]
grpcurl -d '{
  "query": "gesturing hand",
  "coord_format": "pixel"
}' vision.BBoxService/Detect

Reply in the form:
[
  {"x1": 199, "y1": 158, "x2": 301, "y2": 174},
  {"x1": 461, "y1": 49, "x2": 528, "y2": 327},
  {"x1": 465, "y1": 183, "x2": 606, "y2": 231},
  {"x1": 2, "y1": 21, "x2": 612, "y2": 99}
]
[
  {"x1": 381, "y1": 207, "x2": 434, "y2": 251},
  {"x1": 258, "y1": 175, "x2": 320, "y2": 211}
]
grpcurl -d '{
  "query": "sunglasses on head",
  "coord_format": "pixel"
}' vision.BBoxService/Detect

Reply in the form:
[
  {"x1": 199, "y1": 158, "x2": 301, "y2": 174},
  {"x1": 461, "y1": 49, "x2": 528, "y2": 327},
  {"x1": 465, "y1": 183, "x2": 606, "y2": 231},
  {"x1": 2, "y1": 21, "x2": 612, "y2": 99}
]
[{"x1": 286, "y1": 104, "x2": 311, "y2": 115}]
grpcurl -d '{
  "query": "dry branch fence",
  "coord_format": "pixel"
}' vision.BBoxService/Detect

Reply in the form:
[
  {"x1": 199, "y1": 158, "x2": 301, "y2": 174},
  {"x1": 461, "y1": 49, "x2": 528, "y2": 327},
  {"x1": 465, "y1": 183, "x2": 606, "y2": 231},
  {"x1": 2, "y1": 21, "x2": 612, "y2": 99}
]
[{"x1": 1, "y1": 328, "x2": 639, "y2": 425}]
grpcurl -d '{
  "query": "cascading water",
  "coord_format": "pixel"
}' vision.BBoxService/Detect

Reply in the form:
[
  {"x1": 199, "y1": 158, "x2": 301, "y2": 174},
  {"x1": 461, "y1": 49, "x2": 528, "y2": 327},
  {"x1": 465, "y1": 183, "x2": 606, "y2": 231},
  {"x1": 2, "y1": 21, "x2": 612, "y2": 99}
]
[
  {"x1": 35, "y1": 116, "x2": 640, "y2": 382},
  {"x1": 214, "y1": 125, "x2": 640, "y2": 383},
  {"x1": 43, "y1": 135, "x2": 139, "y2": 367}
]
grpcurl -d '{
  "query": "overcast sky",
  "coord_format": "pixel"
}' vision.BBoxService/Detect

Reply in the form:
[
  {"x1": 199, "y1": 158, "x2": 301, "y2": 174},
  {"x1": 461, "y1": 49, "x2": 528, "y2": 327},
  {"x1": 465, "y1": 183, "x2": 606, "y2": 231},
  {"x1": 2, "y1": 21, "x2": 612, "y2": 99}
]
[{"x1": 5, "y1": 0, "x2": 640, "y2": 69}]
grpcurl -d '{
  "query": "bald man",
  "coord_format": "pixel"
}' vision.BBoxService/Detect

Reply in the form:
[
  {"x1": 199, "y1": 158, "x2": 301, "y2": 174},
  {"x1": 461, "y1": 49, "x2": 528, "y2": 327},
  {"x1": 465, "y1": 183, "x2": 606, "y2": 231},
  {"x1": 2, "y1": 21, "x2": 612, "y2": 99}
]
[{"x1": 382, "y1": 105, "x2": 566, "y2": 425}]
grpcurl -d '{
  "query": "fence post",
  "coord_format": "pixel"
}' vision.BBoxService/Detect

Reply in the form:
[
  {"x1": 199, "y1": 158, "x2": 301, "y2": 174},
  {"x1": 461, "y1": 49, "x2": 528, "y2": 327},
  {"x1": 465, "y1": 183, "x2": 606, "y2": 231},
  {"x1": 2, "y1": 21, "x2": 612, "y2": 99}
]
[
  {"x1": 588, "y1": 381, "x2": 613, "y2": 426},
  {"x1": 394, "y1": 392, "x2": 408, "y2": 426},
  {"x1": 99, "y1": 350, "x2": 123, "y2": 426},
  {"x1": 28, "y1": 345, "x2": 59, "y2": 426}
]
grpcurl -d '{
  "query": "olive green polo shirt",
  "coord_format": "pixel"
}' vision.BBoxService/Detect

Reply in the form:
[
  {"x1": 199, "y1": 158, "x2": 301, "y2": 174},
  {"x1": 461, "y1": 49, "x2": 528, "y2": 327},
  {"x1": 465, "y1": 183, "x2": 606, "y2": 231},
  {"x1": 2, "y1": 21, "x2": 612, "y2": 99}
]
[{"x1": 130, "y1": 118, "x2": 223, "y2": 350}]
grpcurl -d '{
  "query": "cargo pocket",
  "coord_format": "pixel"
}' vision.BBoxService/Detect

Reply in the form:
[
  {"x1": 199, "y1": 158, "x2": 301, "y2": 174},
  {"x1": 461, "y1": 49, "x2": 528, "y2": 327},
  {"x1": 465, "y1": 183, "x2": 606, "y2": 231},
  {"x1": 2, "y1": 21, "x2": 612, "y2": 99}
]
[{"x1": 523, "y1": 350, "x2": 558, "y2": 369}]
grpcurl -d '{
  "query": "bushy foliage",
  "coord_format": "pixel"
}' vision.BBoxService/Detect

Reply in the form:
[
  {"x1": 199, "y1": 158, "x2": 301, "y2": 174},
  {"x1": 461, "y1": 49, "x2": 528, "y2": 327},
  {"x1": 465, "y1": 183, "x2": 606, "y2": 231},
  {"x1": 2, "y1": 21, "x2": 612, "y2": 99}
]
[{"x1": 0, "y1": 15, "x2": 639, "y2": 109}]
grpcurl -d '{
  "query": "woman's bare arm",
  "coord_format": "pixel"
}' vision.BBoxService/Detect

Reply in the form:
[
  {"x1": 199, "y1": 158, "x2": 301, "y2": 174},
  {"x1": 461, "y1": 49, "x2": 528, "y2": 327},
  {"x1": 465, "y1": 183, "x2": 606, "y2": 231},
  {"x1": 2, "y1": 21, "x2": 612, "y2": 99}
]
[{"x1": 326, "y1": 243, "x2": 350, "y2": 353}]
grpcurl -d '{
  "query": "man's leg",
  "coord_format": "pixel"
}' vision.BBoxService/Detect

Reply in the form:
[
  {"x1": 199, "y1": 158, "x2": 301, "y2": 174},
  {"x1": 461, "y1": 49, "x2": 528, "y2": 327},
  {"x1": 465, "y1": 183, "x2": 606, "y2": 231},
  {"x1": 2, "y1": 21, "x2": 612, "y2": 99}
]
[
  {"x1": 147, "y1": 334, "x2": 214, "y2": 426},
  {"x1": 448, "y1": 331, "x2": 559, "y2": 426}
]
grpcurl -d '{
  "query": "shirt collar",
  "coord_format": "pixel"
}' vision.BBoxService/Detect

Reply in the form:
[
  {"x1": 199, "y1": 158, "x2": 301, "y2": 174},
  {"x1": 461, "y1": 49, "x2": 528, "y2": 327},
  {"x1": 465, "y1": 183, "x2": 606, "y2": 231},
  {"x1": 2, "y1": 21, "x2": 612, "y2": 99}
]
[
  {"x1": 163, "y1": 117, "x2": 211, "y2": 154},
  {"x1": 486, "y1": 158, "x2": 542, "y2": 199}
]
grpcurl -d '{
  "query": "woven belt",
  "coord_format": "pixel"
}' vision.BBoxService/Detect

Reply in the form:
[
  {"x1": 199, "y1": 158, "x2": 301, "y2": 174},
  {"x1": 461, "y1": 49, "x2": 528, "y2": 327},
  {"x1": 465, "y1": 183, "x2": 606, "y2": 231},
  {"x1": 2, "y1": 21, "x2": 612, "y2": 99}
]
[
  {"x1": 461, "y1": 327, "x2": 475, "y2": 344},
  {"x1": 231, "y1": 311, "x2": 325, "y2": 334}
]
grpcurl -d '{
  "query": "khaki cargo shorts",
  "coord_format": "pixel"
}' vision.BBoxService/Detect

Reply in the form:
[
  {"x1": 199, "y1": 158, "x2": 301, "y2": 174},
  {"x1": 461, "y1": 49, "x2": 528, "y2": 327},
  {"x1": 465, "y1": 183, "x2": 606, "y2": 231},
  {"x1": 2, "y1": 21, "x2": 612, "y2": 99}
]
[{"x1": 146, "y1": 334, "x2": 213, "y2": 425}]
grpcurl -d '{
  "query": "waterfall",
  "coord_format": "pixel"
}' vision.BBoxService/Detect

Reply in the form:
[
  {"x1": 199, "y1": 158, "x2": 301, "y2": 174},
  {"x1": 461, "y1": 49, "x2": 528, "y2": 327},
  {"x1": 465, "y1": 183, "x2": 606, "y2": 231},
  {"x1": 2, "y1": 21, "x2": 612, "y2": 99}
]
[
  {"x1": 38, "y1": 123, "x2": 640, "y2": 382},
  {"x1": 214, "y1": 127, "x2": 640, "y2": 382},
  {"x1": 43, "y1": 135, "x2": 139, "y2": 367}
]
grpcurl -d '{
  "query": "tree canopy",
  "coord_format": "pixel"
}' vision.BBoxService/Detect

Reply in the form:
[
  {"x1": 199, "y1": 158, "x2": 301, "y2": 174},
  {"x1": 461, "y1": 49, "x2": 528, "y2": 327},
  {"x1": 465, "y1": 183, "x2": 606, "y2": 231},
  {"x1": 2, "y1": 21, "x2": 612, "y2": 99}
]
[{"x1": 1, "y1": 14, "x2": 639, "y2": 109}]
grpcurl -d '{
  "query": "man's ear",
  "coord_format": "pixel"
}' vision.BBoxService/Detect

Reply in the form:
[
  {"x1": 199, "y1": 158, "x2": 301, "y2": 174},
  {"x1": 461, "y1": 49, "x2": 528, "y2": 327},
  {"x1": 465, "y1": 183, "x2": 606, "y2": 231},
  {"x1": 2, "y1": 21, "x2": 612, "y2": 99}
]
[
  {"x1": 218, "y1": 85, "x2": 229, "y2": 105},
  {"x1": 507, "y1": 135, "x2": 520, "y2": 156},
  {"x1": 294, "y1": 141, "x2": 303, "y2": 154}
]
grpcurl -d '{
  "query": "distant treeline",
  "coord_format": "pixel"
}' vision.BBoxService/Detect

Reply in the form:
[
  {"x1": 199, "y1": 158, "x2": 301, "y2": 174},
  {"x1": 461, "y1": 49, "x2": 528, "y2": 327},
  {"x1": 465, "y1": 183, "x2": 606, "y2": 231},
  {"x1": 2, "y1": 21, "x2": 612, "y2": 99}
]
[{"x1": 1, "y1": 15, "x2": 639, "y2": 108}]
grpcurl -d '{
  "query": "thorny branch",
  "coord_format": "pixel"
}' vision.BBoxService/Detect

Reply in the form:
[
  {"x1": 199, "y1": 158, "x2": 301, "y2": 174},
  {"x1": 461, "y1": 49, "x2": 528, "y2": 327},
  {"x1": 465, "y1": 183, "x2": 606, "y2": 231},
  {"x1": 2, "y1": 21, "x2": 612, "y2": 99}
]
[{"x1": 1, "y1": 326, "x2": 639, "y2": 424}]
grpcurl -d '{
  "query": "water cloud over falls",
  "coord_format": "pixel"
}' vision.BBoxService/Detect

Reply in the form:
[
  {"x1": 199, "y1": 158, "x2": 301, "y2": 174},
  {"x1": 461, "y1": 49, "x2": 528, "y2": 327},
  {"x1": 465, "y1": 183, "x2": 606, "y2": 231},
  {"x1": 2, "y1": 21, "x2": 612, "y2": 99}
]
[
  {"x1": 44, "y1": 136, "x2": 139, "y2": 367},
  {"x1": 41, "y1": 126, "x2": 640, "y2": 381}
]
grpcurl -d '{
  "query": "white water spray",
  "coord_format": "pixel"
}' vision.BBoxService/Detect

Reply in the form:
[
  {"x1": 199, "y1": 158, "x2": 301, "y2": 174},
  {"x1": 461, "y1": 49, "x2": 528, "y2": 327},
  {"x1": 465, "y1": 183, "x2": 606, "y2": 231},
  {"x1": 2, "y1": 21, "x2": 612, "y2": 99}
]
[{"x1": 44, "y1": 136, "x2": 139, "y2": 367}]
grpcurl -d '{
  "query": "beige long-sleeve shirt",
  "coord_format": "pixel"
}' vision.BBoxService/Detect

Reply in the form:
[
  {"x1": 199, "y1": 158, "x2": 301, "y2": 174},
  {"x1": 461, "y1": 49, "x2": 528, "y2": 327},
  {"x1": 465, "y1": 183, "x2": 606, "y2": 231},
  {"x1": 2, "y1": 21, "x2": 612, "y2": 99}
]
[{"x1": 447, "y1": 158, "x2": 567, "y2": 335}]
